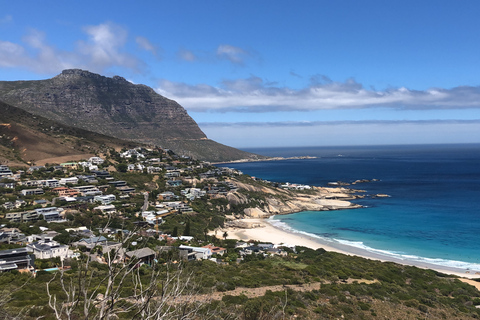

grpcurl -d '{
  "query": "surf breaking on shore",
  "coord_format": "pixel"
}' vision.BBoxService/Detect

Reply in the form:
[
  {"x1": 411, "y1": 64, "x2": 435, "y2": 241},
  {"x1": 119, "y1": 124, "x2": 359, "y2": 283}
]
[{"x1": 212, "y1": 217, "x2": 480, "y2": 280}]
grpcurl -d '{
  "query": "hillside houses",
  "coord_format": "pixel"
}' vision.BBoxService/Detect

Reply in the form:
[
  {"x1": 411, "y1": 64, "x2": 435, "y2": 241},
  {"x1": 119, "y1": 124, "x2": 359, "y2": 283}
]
[{"x1": 0, "y1": 146, "x2": 268, "y2": 276}]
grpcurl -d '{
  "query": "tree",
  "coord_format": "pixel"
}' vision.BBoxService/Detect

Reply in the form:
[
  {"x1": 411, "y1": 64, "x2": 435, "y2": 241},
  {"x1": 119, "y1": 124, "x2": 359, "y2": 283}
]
[
  {"x1": 46, "y1": 224, "x2": 215, "y2": 320},
  {"x1": 116, "y1": 163, "x2": 128, "y2": 173},
  {"x1": 223, "y1": 231, "x2": 228, "y2": 240},
  {"x1": 172, "y1": 226, "x2": 178, "y2": 237},
  {"x1": 183, "y1": 221, "x2": 191, "y2": 236}
]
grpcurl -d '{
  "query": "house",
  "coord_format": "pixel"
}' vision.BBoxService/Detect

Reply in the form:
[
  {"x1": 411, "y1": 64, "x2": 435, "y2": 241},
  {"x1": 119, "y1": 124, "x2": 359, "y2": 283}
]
[
  {"x1": 93, "y1": 204, "x2": 116, "y2": 214},
  {"x1": 88, "y1": 157, "x2": 105, "y2": 165},
  {"x1": 166, "y1": 180, "x2": 182, "y2": 187},
  {"x1": 33, "y1": 199, "x2": 49, "y2": 207},
  {"x1": 41, "y1": 179, "x2": 60, "y2": 188},
  {"x1": 108, "y1": 181, "x2": 127, "y2": 187},
  {"x1": 91, "y1": 170, "x2": 111, "y2": 179},
  {"x1": 178, "y1": 245, "x2": 212, "y2": 260},
  {"x1": 35, "y1": 207, "x2": 63, "y2": 222},
  {"x1": 158, "y1": 191, "x2": 176, "y2": 201},
  {"x1": 59, "y1": 177, "x2": 79, "y2": 185},
  {"x1": 5, "y1": 211, "x2": 38, "y2": 223},
  {"x1": 53, "y1": 187, "x2": 79, "y2": 197},
  {"x1": 0, "y1": 165, "x2": 13, "y2": 178},
  {"x1": 116, "y1": 186, "x2": 135, "y2": 193},
  {"x1": 27, "y1": 166, "x2": 46, "y2": 173},
  {"x1": 72, "y1": 185, "x2": 101, "y2": 196},
  {"x1": 0, "y1": 228, "x2": 26, "y2": 244},
  {"x1": 2, "y1": 202, "x2": 14, "y2": 210},
  {"x1": 142, "y1": 212, "x2": 164, "y2": 225},
  {"x1": 202, "y1": 244, "x2": 226, "y2": 256},
  {"x1": 0, "y1": 181, "x2": 15, "y2": 189},
  {"x1": 14, "y1": 199, "x2": 27, "y2": 208},
  {"x1": 94, "y1": 194, "x2": 116, "y2": 204},
  {"x1": 60, "y1": 162, "x2": 78, "y2": 170},
  {"x1": 0, "y1": 247, "x2": 33, "y2": 272},
  {"x1": 125, "y1": 248, "x2": 156, "y2": 265},
  {"x1": 20, "y1": 188, "x2": 45, "y2": 196},
  {"x1": 27, "y1": 239, "x2": 69, "y2": 260},
  {"x1": 73, "y1": 236, "x2": 108, "y2": 249}
]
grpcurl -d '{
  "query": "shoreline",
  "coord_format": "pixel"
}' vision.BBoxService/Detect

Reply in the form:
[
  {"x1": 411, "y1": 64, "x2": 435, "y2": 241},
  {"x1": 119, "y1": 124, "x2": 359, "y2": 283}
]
[
  {"x1": 216, "y1": 217, "x2": 480, "y2": 281},
  {"x1": 212, "y1": 155, "x2": 317, "y2": 165}
]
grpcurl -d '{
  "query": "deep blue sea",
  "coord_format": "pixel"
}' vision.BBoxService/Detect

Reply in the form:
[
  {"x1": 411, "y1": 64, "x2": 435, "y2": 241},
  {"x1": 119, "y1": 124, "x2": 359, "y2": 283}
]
[{"x1": 216, "y1": 144, "x2": 480, "y2": 271}]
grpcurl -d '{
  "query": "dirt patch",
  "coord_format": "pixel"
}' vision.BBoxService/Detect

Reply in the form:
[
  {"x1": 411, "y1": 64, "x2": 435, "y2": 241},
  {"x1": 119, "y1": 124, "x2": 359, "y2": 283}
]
[
  {"x1": 36, "y1": 154, "x2": 94, "y2": 166},
  {"x1": 181, "y1": 278, "x2": 378, "y2": 303}
]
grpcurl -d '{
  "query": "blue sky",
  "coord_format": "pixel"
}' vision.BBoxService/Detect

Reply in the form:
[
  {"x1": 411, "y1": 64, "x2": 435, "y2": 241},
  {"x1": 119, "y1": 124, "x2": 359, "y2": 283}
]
[{"x1": 1, "y1": 1, "x2": 480, "y2": 148}]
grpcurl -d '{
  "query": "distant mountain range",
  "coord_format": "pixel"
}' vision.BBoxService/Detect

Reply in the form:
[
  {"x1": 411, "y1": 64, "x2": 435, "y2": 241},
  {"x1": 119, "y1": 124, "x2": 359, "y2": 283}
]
[{"x1": 0, "y1": 69, "x2": 263, "y2": 162}]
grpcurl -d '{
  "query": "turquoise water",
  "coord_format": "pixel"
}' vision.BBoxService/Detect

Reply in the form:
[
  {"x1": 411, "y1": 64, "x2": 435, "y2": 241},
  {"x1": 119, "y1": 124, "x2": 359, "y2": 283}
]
[{"x1": 217, "y1": 144, "x2": 480, "y2": 270}]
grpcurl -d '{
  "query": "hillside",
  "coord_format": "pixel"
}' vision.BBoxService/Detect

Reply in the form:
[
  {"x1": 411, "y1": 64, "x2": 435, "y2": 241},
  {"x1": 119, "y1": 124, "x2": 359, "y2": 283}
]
[
  {"x1": 0, "y1": 100, "x2": 139, "y2": 165},
  {"x1": 0, "y1": 69, "x2": 264, "y2": 162}
]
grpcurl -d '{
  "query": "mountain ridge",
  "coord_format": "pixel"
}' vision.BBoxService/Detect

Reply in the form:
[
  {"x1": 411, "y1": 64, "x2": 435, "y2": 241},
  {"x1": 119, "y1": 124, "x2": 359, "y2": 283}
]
[{"x1": 0, "y1": 69, "x2": 264, "y2": 162}]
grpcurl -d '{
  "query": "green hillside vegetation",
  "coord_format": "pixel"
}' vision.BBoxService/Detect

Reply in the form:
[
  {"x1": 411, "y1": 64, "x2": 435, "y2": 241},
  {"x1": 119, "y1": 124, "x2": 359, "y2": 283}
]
[
  {"x1": 1, "y1": 247, "x2": 480, "y2": 319},
  {"x1": 1, "y1": 146, "x2": 479, "y2": 319}
]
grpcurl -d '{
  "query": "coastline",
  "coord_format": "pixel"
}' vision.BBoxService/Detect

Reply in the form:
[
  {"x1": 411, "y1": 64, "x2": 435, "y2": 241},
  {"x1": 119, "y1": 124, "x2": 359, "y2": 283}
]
[
  {"x1": 215, "y1": 217, "x2": 480, "y2": 281},
  {"x1": 212, "y1": 155, "x2": 317, "y2": 165}
]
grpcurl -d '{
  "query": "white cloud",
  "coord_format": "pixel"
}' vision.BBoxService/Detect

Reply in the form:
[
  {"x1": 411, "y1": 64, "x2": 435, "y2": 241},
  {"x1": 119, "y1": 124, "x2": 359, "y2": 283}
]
[
  {"x1": 177, "y1": 48, "x2": 197, "y2": 62},
  {"x1": 0, "y1": 22, "x2": 142, "y2": 74},
  {"x1": 216, "y1": 44, "x2": 249, "y2": 65},
  {"x1": 136, "y1": 36, "x2": 160, "y2": 57},
  {"x1": 77, "y1": 23, "x2": 139, "y2": 71},
  {"x1": 156, "y1": 76, "x2": 480, "y2": 112}
]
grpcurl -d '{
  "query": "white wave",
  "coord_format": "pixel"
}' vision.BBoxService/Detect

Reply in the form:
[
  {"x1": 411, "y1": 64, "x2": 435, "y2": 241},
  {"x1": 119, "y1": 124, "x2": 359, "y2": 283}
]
[
  {"x1": 269, "y1": 217, "x2": 480, "y2": 271},
  {"x1": 334, "y1": 239, "x2": 480, "y2": 271}
]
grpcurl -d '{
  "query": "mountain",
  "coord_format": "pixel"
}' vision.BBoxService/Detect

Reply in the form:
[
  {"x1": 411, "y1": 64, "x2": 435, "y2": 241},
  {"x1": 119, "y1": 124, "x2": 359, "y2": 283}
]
[
  {"x1": 0, "y1": 69, "x2": 263, "y2": 162},
  {"x1": 0, "y1": 100, "x2": 139, "y2": 166}
]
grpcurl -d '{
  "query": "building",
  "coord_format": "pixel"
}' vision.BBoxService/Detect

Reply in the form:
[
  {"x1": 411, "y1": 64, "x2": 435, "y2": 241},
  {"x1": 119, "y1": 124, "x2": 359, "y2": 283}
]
[
  {"x1": 35, "y1": 207, "x2": 63, "y2": 222},
  {"x1": 27, "y1": 239, "x2": 69, "y2": 260},
  {"x1": 20, "y1": 188, "x2": 45, "y2": 196},
  {"x1": 0, "y1": 247, "x2": 33, "y2": 272},
  {"x1": 53, "y1": 187, "x2": 79, "y2": 197},
  {"x1": 59, "y1": 177, "x2": 79, "y2": 185},
  {"x1": 60, "y1": 162, "x2": 78, "y2": 170},
  {"x1": 0, "y1": 165, "x2": 13, "y2": 178},
  {"x1": 94, "y1": 194, "x2": 116, "y2": 204},
  {"x1": 178, "y1": 245, "x2": 212, "y2": 260},
  {"x1": 88, "y1": 157, "x2": 105, "y2": 165},
  {"x1": 72, "y1": 185, "x2": 101, "y2": 196},
  {"x1": 93, "y1": 204, "x2": 116, "y2": 214},
  {"x1": 73, "y1": 236, "x2": 108, "y2": 249},
  {"x1": 202, "y1": 244, "x2": 227, "y2": 256},
  {"x1": 125, "y1": 248, "x2": 156, "y2": 265}
]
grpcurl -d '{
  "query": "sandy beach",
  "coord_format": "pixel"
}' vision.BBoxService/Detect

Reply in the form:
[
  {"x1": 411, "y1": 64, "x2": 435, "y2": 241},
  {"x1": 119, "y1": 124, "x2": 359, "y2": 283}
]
[{"x1": 215, "y1": 218, "x2": 480, "y2": 282}]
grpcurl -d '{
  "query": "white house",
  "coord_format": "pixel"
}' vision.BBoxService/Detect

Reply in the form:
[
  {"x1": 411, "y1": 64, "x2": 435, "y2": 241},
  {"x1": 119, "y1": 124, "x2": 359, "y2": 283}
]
[
  {"x1": 88, "y1": 157, "x2": 105, "y2": 165},
  {"x1": 59, "y1": 177, "x2": 79, "y2": 185},
  {"x1": 27, "y1": 239, "x2": 69, "y2": 260},
  {"x1": 179, "y1": 245, "x2": 212, "y2": 260},
  {"x1": 94, "y1": 194, "x2": 116, "y2": 204},
  {"x1": 93, "y1": 204, "x2": 116, "y2": 214}
]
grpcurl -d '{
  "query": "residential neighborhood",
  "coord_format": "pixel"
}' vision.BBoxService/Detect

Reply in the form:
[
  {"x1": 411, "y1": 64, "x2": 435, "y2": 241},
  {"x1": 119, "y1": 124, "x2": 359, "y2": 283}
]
[{"x1": 0, "y1": 146, "x2": 289, "y2": 274}]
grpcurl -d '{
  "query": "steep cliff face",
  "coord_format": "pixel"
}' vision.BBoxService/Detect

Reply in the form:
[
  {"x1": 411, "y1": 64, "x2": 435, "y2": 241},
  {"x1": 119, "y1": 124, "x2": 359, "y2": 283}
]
[{"x1": 0, "y1": 69, "x2": 261, "y2": 161}]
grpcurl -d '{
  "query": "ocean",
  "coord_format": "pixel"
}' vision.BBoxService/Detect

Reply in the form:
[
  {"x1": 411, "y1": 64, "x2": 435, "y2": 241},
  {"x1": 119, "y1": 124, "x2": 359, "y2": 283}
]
[{"x1": 216, "y1": 144, "x2": 480, "y2": 271}]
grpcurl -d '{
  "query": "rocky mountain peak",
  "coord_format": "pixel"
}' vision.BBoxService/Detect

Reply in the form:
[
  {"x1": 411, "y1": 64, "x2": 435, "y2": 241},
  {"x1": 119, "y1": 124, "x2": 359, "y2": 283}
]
[{"x1": 0, "y1": 70, "x2": 262, "y2": 161}]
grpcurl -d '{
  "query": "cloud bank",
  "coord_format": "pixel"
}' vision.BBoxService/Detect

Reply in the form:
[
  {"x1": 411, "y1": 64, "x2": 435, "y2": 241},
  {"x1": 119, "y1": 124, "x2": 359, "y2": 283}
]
[{"x1": 157, "y1": 76, "x2": 480, "y2": 112}]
